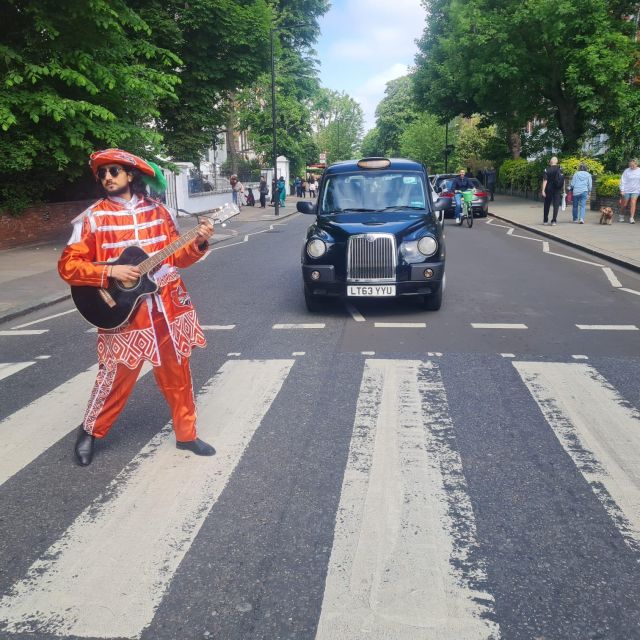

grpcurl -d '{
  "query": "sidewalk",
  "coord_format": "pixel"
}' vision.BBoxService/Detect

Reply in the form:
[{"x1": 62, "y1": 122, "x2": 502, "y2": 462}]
[
  {"x1": 0, "y1": 198, "x2": 301, "y2": 324},
  {"x1": 488, "y1": 195, "x2": 640, "y2": 272}
]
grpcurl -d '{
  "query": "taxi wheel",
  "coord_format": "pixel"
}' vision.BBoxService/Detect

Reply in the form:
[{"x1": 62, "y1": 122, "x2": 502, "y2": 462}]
[
  {"x1": 422, "y1": 285, "x2": 443, "y2": 311},
  {"x1": 304, "y1": 285, "x2": 325, "y2": 312}
]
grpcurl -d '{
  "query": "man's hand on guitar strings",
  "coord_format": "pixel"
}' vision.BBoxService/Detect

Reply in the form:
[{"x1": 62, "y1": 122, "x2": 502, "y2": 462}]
[
  {"x1": 110, "y1": 264, "x2": 141, "y2": 285},
  {"x1": 195, "y1": 218, "x2": 214, "y2": 245}
]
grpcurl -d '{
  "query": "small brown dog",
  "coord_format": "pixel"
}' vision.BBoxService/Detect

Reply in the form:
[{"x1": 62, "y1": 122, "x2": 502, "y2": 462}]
[{"x1": 599, "y1": 206, "x2": 614, "y2": 225}]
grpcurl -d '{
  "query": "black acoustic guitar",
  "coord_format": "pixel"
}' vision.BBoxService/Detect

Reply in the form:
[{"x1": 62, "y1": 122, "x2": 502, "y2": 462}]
[{"x1": 71, "y1": 204, "x2": 238, "y2": 329}]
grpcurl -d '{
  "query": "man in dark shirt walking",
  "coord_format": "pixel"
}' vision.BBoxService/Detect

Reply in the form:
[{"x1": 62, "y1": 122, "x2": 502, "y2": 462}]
[{"x1": 541, "y1": 157, "x2": 564, "y2": 226}]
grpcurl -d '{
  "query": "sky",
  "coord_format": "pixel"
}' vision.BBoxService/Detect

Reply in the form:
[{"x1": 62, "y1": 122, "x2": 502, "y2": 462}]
[{"x1": 315, "y1": 0, "x2": 427, "y2": 133}]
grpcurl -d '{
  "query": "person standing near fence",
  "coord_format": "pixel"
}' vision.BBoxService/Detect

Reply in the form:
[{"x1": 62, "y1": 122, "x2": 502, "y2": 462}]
[
  {"x1": 485, "y1": 166, "x2": 496, "y2": 201},
  {"x1": 569, "y1": 163, "x2": 592, "y2": 224},
  {"x1": 619, "y1": 158, "x2": 640, "y2": 224},
  {"x1": 259, "y1": 176, "x2": 268, "y2": 208},
  {"x1": 230, "y1": 174, "x2": 244, "y2": 209},
  {"x1": 541, "y1": 157, "x2": 564, "y2": 226}
]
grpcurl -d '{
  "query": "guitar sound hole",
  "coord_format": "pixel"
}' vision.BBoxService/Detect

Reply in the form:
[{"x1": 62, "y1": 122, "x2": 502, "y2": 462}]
[{"x1": 117, "y1": 278, "x2": 141, "y2": 291}]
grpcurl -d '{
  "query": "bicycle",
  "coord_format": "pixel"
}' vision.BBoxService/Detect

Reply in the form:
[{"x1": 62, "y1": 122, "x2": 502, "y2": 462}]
[{"x1": 455, "y1": 190, "x2": 474, "y2": 228}]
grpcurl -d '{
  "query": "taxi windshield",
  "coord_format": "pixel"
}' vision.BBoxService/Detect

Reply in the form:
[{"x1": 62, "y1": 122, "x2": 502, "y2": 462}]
[{"x1": 320, "y1": 171, "x2": 427, "y2": 214}]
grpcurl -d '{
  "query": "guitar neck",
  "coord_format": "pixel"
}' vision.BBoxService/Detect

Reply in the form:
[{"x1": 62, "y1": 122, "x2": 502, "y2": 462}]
[
  {"x1": 138, "y1": 225, "x2": 201, "y2": 275},
  {"x1": 137, "y1": 204, "x2": 236, "y2": 275}
]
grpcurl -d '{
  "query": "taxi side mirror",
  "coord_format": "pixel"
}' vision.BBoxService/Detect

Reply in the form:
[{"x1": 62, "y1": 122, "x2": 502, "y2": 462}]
[
  {"x1": 297, "y1": 201, "x2": 316, "y2": 215},
  {"x1": 433, "y1": 197, "x2": 449, "y2": 211}
]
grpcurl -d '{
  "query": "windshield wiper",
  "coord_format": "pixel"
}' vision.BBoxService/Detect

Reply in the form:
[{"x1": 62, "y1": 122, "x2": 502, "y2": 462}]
[{"x1": 378, "y1": 205, "x2": 425, "y2": 211}]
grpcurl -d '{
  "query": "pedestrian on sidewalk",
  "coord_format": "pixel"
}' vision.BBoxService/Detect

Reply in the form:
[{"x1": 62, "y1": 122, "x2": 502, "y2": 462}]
[
  {"x1": 301, "y1": 178, "x2": 308, "y2": 198},
  {"x1": 541, "y1": 157, "x2": 564, "y2": 226},
  {"x1": 259, "y1": 176, "x2": 268, "y2": 208},
  {"x1": 58, "y1": 148, "x2": 216, "y2": 466},
  {"x1": 569, "y1": 163, "x2": 592, "y2": 224},
  {"x1": 485, "y1": 166, "x2": 496, "y2": 201},
  {"x1": 230, "y1": 174, "x2": 244, "y2": 209},
  {"x1": 308, "y1": 175, "x2": 317, "y2": 198},
  {"x1": 278, "y1": 176, "x2": 286, "y2": 207},
  {"x1": 619, "y1": 158, "x2": 640, "y2": 224}
]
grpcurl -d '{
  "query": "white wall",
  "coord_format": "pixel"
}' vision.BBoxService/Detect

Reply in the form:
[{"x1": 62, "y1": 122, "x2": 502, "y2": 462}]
[{"x1": 173, "y1": 162, "x2": 234, "y2": 215}]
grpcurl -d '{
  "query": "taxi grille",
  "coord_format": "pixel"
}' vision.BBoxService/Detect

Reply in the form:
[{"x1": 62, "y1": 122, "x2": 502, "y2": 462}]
[{"x1": 347, "y1": 233, "x2": 396, "y2": 282}]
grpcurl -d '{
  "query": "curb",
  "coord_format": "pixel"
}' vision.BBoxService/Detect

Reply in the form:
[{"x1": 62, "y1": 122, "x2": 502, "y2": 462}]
[{"x1": 488, "y1": 212, "x2": 640, "y2": 275}]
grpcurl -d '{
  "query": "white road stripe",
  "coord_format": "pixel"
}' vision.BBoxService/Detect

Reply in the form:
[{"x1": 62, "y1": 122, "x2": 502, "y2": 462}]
[
  {"x1": 0, "y1": 359, "x2": 294, "y2": 639},
  {"x1": 316, "y1": 360, "x2": 499, "y2": 639},
  {"x1": 542, "y1": 243, "x2": 603, "y2": 266},
  {"x1": 361, "y1": 351, "x2": 375, "y2": 355},
  {"x1": 201, "y1": 324, "x2": 236, "y2": 330},
  {"x1": 514, "y1": 361, "x2": 640, "y2": 551},
  {"x1": 0, "y1": 361, "x2": 35, "y2": 381},
  {"x1": 500, "y1": 353, "x2": 516, "y2": 358},
  {"x1": 273, "y1": 323, "x2": 325, "y2": 329},
  {"x1": 620, "y1": 287, "x2": 640, "y2": 297},
  {"x1": 0, "y1": 330, "x2": 48, "y2": 336},
  {"x1": 572, "y1": 355, "x2": 589, "y2": 360},
  {"x1": 292, "y1": 351, "x2": 306, "y2": 356},
  {"x1": 471, "y1": 323, "x2": 527, "y2": 329},
  {"x1": 0, "y1": 364, "x2": 151, "y2": 488},
  {"x1": 345, "y1": 303, "x2": 365, "y2": 322},
  {"x1": 11, "y1": 308, "x2": 76, "y2": 329},
  {"x1": 576, "y1": 324, "x2": 638, "y2": 331},
  {"x1": 374, "y1": 322, "x2": 426, "y2": 328},
  {"x1": 602, "y1": 267, "x2": 622, "y2": 288}
]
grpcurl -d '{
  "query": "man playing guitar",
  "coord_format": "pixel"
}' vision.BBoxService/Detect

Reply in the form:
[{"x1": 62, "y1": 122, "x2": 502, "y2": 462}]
[{"x1": 59, "y1": 148, "x2": 216, "y2": 466}]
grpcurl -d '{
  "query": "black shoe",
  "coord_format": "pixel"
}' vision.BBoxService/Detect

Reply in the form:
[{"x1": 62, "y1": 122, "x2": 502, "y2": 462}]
[
  {"x1": 176, "y1": 438, "x2": 216, "y2": 456},
  {"x1": 74, "y1": 426, "x2": 95, "y2": 466}
]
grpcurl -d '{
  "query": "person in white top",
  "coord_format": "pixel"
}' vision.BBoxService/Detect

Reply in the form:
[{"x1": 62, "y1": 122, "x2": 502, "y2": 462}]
[{"x1": 619, "y1": 158, "x2": 640, "y2": 223}]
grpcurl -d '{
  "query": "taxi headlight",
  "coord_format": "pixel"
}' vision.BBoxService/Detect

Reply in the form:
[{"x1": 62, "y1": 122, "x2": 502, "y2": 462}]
[
  {"x1": 306, "y1": 238, "x2": 327, "y2": 258},
  {"x1": 417, "y1": 236, "x2": 438, "y2": 257}
]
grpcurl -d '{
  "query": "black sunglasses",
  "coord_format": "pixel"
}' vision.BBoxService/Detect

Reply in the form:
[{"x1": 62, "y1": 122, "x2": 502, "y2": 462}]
[{"x1": 97, "y1": 166, "x2": 126, "y2": 180}]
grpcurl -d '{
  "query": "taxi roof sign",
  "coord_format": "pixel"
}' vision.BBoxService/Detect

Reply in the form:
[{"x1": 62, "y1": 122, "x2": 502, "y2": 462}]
[{"x1": 357, "y1": 157, "x2": 391, "y2": 169}]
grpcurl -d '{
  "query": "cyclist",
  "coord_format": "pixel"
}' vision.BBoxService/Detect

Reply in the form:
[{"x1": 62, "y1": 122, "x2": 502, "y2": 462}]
[{"x1": 451, "y1": 168, "x2": 475, "y2": 225}]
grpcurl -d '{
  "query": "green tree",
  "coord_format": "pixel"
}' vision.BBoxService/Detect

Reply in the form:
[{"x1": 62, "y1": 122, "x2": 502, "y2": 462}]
[
  {"x1": 399, "y1": 113, "x2": 447, "y2": 172},
  {"x1": 375, "y1": 76, "x2": 418, "y2": 156},
  {"x1": 313, "y1": 89, "x2": 364, "y2": 163},
  {"x1": 0, "y1": 0, "x2": 180, "y2": 211},
  {"x1": 360, "y1": 127, "x2": 384, "y2": 157},
  {"x1": 414, "y1": 0, "x2": 640, "y2": 154},
  {"x1": 133, "y1": 0, "x2": 273, "y2": 164}
]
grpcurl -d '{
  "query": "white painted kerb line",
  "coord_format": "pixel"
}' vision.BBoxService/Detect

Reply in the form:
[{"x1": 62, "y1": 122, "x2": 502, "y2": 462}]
[
  {"x1": 471, "y1": 323, "x2": 528, "y2": 329},
  {"x1": 514, "y1": 361, "x2": 640, "y2": 552},
  {"x1": 0, "y1": 361, "x2": 35, "y2": 382},
  {"x1": 201, "y1": 324, "x2": 236, "y2": 330},
  {"x1": 0, "y1": 359, "x2": 294, "y2": 639},
  {"x1": 315, "y1": 359, "x2": 499, "y2": 639},
  {"x1": 575, "y1": 324, "x2": 638, "y2": 331},
  {"x1": 12, "y1": 308, "x2": 76, "y2": 329},
  {"x1": 0, "y1": 330, "x2": 48, "y2": 336}
]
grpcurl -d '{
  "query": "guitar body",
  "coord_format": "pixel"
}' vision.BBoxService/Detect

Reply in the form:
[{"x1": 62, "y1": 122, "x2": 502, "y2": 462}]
[{"x1": 71, "y1": 246, "x2": 159, "y2": 330}]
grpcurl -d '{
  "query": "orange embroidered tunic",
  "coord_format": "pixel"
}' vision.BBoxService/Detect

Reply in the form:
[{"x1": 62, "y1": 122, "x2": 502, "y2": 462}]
[{"x1": 59, "y1": 195, "x2": 207, "y2": 369}]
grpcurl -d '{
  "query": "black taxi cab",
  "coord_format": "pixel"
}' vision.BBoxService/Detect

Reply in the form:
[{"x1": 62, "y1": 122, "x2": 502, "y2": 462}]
[{"x1": 297, "y1": 157, "x2": 446, "y2": 311}]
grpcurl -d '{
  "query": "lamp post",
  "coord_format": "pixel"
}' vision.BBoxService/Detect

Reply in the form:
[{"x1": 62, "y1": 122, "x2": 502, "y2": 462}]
[
  {"x1": 270, "y1": 27, "x2": 279, "y2": 216},
  {"x1": 270, "y1": 23, "x2": 310, "y2": 216}
]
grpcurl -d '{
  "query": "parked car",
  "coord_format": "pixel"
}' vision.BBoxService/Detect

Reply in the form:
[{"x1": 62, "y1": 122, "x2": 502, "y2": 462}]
[
  {"x1": 431, "y1": 174, "x2": 489, "y2": 218},
  {"x1": 297, "y1": 157, "x2": 447, "y2": 311}
]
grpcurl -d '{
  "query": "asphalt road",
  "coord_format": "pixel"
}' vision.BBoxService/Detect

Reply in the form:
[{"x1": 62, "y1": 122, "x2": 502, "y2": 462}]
[{"x1": 0, "y1": 211, "x2": 639, "y2": 640}]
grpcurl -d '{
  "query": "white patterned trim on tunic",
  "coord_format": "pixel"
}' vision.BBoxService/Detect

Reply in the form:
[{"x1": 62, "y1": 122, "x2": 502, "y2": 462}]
[
  {"x1": 101, "y1": 235, "x2": 167, "y2": 250},
  {"x1": 83, "y1": 363, "x2": 117, "y2": 434}
]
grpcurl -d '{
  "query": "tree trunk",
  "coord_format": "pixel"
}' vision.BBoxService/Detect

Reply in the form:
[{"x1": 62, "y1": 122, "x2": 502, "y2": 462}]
[
  {"x1": 226, "y1": 110, "x2": 239, "y2": 176},
  {"x1": 509, "y1": 131, "x2": 522, "y2": 159}
]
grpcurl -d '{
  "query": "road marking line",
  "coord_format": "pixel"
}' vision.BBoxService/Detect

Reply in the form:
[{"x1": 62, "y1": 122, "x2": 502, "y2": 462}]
[
  {"x1": 485, "y1": 218, "x2": 512, "y2": 229},
  {"x1": 226, "y1": 352, "x2": 241, "y2": 356},
  {"x1": 572, "y1": 355, "x2": 589, "y2": 360},
  {"x1": 11, "y1": 309, "x2": 76, "y2": 329},
  {"x1": 345, "y1": 302, "x2": 365, "y2": 322},
  {"x1": 0, "y1": 330, "x2": 48, "y2": 336},
  {"x1": 361, "y1": 351, "x2": 375, "y2": 355},
  {"x1": 541, "y1": 242, "x2": 603, "y2": 266},
  {"x1": 86, "y1": 327, "x2": 98, "y2": 333},
  {"x1": 374, "y1": 322, "x2": 426, "y2": 328},
  {"x1": 515, "y1": 361, "x2": 640, "y2": 551},
  {"x1": 620, "y1": 287, "x2": 640, "y2": 297},
  {"x1": 500, "y1": 353, "x2": 516, "y2": 358},
  {"x1": 0, "y1": 359, "x2": 294, "y2": 639},
  {"x1": 0, "y1": 362, "x2": 35, "y2": 381},
  {"x1": 507, "y1": 227, "x2": 514, "y2": 235},
  {"x1": 273, "y1": 323, "x2": 325, "y2": 329},
  {"x1": 0, "y1": 364, "x2": 151, "y2": 488},
  {"x1": 35, "y1": 355, "x2": 51, "y2": 360},
  {"x1": 471, "y1": 323, "x2": 528, "y2": 329},
  {"x1": 292, "y1": 351, "x2": 306, "y2": 356},
  {"x1": 602, "y1": 267, "x2": 622, "y2": 288},
  {"x1": 316, "y1": 360, "x2": 499, "y2": 639},
  {"x1": 511, "y1": 232, "x2": 544, "y2": 242},
  {"x1": 426, "y1": 351, "x2": 443, "y2": 356},
  {"x1": 201, "y1": 325, "x2": 236, "y2": 330},
  {"x1": 576, "y1": 324, "x2": 638, "y2": 331}
]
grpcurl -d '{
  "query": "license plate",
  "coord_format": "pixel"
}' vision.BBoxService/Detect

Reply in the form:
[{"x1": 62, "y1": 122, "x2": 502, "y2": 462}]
[{"x1": 347, "y1": 285, "x2": 396, "y2": 297}]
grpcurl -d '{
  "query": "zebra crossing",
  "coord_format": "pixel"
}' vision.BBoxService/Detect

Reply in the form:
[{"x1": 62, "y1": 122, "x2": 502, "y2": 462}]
[{"x1": 0, "y1": 353, "x2": 638, "y2": 639}]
